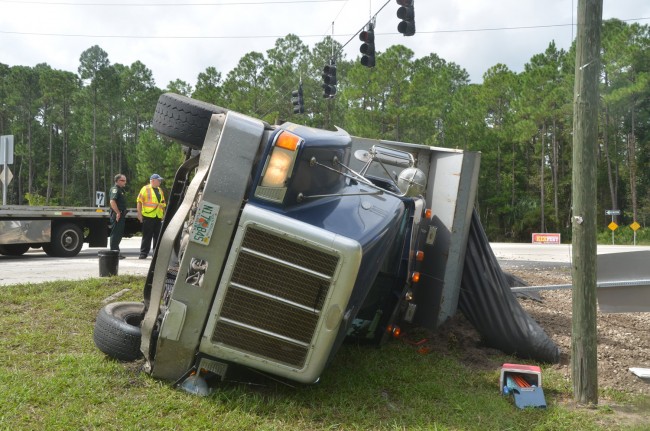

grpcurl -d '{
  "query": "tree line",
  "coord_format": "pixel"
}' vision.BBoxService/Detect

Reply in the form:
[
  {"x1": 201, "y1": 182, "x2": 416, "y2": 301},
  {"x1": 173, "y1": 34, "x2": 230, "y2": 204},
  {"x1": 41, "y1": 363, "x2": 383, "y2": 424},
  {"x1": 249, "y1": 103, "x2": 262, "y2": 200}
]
[{"x1": 0, "y1": 19, "x2": 647, "y2": 243}]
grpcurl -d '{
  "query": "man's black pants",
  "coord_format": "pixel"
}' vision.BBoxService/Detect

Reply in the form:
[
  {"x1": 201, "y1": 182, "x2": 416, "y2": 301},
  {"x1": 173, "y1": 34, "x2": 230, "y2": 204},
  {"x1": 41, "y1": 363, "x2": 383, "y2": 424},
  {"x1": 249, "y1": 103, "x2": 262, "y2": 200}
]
[
  {"x1": 140, "y1": 217, "x2": 162, "y2": 257},
  {"x1": 110, "y1": 217, "x2": 125, "y2": 251}
]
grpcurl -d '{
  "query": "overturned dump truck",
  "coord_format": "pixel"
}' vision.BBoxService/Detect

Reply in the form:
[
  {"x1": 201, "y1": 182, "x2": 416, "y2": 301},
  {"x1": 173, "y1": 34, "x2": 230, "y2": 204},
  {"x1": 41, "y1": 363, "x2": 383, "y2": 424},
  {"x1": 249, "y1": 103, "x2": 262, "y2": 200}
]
[{"x1": 94, "y1": 93, "x2": 556, "y2": 392}]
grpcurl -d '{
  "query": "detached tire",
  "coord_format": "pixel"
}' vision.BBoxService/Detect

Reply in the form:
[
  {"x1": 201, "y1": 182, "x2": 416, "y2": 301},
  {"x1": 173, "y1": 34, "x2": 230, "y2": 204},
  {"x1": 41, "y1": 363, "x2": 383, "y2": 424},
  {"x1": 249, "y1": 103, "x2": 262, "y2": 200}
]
[
  {"x1": 93, "y1": 302, "x2": 144, "y2": 361},
  {"x1": 153, "y1": 93, "x2": 228, "y2": 149}
]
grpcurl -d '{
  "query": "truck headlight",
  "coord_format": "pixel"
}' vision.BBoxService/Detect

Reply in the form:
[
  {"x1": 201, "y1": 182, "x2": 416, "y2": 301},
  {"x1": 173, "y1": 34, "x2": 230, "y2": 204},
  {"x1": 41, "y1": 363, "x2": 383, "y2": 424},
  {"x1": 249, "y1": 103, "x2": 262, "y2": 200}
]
[
  {"x1": 256, "y1": 131, "x2": 302, "y2": 202},
  {"x1": 261, "y1": 148, "x2": 293, "y2": 187}
]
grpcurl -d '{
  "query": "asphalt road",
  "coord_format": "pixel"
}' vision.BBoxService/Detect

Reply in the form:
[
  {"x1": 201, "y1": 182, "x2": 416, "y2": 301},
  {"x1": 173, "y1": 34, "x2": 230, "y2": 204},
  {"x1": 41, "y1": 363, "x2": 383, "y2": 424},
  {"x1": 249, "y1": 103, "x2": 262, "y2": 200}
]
[
  {"x1": 1, "y1": 240, "x2": 649, "y2": 286},
  {"x1": 491, "y1": 242, "x2": 650, "y2": 271},
  {"x1": 0, "y1": 237, "x2": 151, "y2": 286}
]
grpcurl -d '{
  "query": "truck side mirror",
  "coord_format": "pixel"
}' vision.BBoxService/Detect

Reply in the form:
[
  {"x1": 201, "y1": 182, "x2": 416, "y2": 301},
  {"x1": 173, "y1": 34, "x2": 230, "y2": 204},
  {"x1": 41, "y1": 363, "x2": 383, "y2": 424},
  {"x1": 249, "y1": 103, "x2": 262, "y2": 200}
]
[{"x1": 370, "y1": 146, "x2": 414, "y2": 168}]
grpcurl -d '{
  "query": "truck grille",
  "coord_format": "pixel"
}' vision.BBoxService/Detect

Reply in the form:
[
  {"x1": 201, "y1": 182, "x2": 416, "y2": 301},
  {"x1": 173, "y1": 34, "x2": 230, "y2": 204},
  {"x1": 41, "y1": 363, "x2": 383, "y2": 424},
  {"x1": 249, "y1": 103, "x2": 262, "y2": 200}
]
[{"x1": 211, "y1": 226, "x2": 340, "y2": 368}]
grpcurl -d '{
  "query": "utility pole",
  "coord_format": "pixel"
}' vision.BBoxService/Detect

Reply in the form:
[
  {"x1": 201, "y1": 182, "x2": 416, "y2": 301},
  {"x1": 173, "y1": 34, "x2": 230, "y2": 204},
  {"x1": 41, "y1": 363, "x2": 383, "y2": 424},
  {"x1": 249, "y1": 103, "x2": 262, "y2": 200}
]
[{"x1": 571, "y1": 0, "x2": 602, "y2": 405}]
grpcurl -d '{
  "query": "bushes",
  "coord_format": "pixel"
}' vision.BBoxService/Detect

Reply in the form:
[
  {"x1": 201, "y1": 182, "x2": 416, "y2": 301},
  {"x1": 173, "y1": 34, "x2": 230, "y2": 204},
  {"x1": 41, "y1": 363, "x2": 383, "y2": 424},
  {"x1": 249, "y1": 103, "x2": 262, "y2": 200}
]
[{"x1": 597, "y1": 225, "x2": 650, "y2": 245}]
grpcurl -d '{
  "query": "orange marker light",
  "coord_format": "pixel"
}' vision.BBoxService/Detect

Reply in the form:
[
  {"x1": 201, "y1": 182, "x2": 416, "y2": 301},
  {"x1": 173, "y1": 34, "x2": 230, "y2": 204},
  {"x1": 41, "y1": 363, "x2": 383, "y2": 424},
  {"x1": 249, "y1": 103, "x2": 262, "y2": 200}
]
[
  {"x1": 386, "y1": 324, "x2": 401, "y2": 337},
  {"x1": 425, "y1": 208, "x2": 432, "y2": 219},
  {"x1": 411, "y1": 272, "x2": 420, "y2": 283},
  {"x1": 415, "y1": 250, "x2": 424, "y2": 261},
  {"x1": 275, "y1": 131, "x2": 300, "y2": 151},
  {"x1": 386, "y1": 324, "x2": 398, "y2": 335}
]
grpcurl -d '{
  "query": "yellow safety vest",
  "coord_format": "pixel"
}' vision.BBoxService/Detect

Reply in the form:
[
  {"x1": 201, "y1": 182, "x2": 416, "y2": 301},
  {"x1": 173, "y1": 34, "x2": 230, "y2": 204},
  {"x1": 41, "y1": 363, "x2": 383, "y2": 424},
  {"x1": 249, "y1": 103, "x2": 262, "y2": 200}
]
[{"x1": 137, "y1": 184, "x2": 166, "y2": 219}]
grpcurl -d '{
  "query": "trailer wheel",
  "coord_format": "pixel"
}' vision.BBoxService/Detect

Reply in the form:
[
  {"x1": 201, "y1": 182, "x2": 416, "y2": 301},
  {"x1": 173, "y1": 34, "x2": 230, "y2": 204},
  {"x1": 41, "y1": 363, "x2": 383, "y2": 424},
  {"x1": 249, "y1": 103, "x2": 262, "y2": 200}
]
[
  {"x1": 152, "y1": 93, "x2": 228, "y2": 149},
  {"x1": 0, "y1": 244, "x2": 31, "y2": 256},
  {"x1": 93, "y1": 302, "x2": 144, "y2": 362},
  {"x1": 44, "y1": 223, "x2": 84, "y2": 257}
]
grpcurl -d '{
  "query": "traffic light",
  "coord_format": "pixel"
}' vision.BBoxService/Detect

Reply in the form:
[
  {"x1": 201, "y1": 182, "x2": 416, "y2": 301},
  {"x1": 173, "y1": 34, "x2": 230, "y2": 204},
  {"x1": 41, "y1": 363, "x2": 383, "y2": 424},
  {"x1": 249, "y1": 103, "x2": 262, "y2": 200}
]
[
  {"x1": 322, "y1": 60, "x2": 337, "y2": 98},
  {"x1": 359, "y1": 24, "x2": 376, "y2": 68},
  {"x1": 396, "y1": 0, "x2": 415, "y2": 36},
  {"x1": 292, "y1": 84, "x2": 304, "y2": 114}
]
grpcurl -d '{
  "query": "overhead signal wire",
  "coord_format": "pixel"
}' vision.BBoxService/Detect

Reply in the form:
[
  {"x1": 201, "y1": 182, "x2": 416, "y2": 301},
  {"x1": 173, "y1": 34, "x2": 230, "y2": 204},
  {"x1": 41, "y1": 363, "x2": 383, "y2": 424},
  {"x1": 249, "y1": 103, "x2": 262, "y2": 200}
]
[
  {"x1": 320, "y1": 0, "x2": 351, "y2": 35},
  {"x1": 2, "y1": 18, "x2": 649, "y2": 40},
  {"x1": 337, "y1": 1, "x2": 384, "y2": 53}
]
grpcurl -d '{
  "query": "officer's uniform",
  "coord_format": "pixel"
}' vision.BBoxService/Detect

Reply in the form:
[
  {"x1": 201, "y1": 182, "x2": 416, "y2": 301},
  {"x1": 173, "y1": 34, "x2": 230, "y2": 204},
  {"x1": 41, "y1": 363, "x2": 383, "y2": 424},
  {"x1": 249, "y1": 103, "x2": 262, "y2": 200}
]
[{"x1": 109, "y1": 183, "x2": 127, "y2": 252}]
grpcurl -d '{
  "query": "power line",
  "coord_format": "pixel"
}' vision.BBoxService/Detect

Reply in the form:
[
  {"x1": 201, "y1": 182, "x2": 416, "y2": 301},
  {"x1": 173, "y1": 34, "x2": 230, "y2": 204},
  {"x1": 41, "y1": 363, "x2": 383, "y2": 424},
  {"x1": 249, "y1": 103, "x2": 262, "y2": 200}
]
[
  {"x1": 320, "y1": 0, "x2": 352, "y2": 36},
  {"x1": 0, "y1": 30, "x2": 323, "y2": 39},
  {"x1": 337, "y1": 0, "x2": 390, "y2": 52},
  {"x1": 1, "y1": 17, "x2": 648, "y2": 40}
]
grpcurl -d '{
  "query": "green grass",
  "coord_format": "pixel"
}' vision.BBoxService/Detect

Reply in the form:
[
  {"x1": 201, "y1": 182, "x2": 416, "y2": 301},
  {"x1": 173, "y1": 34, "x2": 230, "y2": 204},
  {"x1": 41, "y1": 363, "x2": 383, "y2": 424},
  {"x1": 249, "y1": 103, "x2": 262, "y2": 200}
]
[{"x1": 1, "y1": 276, "x2": 649, "y2": 430}]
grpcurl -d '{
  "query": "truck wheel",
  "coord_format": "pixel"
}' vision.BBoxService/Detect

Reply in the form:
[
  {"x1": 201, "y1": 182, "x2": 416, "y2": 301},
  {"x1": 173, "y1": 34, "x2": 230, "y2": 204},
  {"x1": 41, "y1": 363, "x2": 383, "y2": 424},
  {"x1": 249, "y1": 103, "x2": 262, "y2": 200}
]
[
  {"x1": 0, "y1": 244, "x2": 31, "y2": 256},
  {"x1": 153, "y1": 93, "x2": 228, "y2": 149},
  {"x1": 44, "y1": 223, "x2": 84, "y2": 257},
  {"x1": 93, "y1": 302, "x2": 144, "y2": 362}
]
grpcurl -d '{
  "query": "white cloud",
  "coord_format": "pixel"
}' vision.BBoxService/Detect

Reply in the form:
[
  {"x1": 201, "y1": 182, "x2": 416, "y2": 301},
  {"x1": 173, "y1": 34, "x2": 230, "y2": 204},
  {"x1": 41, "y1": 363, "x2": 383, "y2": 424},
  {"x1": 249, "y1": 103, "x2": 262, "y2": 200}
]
[{"x1": 1, "y1": 0, "x2": 648, "y2": 88}]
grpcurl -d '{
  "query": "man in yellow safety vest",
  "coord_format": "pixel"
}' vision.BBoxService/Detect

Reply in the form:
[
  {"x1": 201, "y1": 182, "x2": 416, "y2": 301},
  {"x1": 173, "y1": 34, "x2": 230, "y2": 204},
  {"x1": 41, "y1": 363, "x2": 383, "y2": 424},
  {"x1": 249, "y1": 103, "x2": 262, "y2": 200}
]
[{"x1": 136, "y1": 173, "x2": 166, "y2": 259}]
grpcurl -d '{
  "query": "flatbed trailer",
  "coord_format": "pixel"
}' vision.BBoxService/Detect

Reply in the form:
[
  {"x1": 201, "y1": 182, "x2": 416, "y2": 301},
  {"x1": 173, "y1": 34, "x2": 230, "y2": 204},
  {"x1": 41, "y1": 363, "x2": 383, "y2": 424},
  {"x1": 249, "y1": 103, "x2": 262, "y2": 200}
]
[{"x1": 0, "y1": 206, "x2": 139, "y2": 257}]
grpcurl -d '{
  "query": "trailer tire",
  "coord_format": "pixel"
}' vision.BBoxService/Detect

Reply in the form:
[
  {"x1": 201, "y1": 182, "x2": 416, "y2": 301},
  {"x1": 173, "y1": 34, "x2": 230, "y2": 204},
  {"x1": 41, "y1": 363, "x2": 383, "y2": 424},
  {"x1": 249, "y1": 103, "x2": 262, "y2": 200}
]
[
  {"x1": 44, "y1": 223, "x2": 84, "y2": 257},
  {"x1": 0, "y1": 244, "x2": 31, "y2": 256},
  {"x1": 152, "y1": 93, "x2": 228, "y2": 149},
  {"x1": 93, "y1": 302, "x2": 144, "y2": 362}
]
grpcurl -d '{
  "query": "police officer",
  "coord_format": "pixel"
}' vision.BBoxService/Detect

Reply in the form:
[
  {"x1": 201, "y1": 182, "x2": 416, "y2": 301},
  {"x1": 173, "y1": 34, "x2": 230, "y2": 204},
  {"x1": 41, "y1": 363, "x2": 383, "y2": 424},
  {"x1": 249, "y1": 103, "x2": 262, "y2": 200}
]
[
  {"x1": 109, "y1": 174, "x2": 128, "y2": 258},
  {"x1": 136, "y1": 173, "x2": 166, "y2": 259}
]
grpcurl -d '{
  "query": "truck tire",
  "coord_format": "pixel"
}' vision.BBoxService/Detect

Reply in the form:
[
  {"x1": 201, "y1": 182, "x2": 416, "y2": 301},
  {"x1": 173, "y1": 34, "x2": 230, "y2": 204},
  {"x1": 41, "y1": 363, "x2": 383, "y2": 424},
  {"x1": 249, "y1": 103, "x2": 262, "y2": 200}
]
[
  {"x1": 93, "y1": 302, "x2": 144, "y2": 362},
  {"x1": 153, "y1": 93, "x2": 228, "y2": 149},
  {"x1": 0, "y1": 244, "x2": 31, "y2": 256},
  {"x1": 43, "y1": 223, "x2": 84, "y2": 257}
]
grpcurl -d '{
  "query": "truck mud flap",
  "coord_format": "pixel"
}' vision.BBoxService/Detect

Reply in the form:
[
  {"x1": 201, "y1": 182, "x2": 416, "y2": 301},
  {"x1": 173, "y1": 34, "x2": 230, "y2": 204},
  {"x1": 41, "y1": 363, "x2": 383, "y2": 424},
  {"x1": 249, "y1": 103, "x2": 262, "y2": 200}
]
[{"x1": 458, "y1": 210, "x2": 560, "y2": 364}]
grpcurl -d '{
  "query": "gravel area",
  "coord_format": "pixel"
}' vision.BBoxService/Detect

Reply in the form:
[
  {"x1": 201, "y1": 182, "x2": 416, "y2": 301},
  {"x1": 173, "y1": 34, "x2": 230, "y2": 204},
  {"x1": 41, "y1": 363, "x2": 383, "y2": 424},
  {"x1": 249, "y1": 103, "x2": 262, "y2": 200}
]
[
  {"x1": 507, "y1": 265, "x2": 650, "y2": 397},
  {"x1": 419, "y1": 262, "x2": 650, "y2": 394}
]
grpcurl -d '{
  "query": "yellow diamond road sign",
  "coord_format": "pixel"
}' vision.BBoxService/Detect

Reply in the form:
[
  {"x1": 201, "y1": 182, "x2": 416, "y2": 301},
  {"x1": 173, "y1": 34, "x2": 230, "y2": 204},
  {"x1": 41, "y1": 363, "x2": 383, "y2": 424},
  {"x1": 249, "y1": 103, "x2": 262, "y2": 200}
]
[
  {"x1": 608, "y1": 221, "x2": 618, "y2": 231},
  {"x1": 630, "y1": 221, "x2": 641, "y2": 231}
]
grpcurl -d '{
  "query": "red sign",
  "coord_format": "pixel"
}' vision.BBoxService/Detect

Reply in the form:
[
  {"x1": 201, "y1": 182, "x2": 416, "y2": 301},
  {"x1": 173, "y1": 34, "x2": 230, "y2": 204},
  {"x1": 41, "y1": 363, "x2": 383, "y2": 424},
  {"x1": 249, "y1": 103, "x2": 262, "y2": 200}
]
[{"x1": 532, "y1": 233, "x2": 561, "y2": 244}]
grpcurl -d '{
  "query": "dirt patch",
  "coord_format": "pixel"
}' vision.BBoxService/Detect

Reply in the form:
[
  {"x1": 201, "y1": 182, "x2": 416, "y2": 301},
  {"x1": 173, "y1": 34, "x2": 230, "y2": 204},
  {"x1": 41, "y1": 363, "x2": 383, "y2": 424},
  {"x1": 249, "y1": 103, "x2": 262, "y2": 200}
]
[{"x1": 402, "y1": 266, "x2": 650, "y2": 424}]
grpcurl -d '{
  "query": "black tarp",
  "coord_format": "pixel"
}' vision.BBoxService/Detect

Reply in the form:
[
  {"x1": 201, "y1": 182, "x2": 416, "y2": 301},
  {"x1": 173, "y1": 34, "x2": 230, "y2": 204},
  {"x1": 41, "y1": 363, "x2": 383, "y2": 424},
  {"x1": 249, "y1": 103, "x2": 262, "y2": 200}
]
[{"x1": 458, "y1": 210, "x2": 561, "y2": 363}]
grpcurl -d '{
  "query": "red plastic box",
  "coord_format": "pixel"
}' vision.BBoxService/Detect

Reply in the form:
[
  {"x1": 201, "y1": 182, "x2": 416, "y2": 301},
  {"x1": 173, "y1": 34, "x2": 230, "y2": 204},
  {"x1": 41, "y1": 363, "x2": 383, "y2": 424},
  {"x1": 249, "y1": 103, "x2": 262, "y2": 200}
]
[{"x1": 500, "y1": 363, "x2": 542, "y2": 393}]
